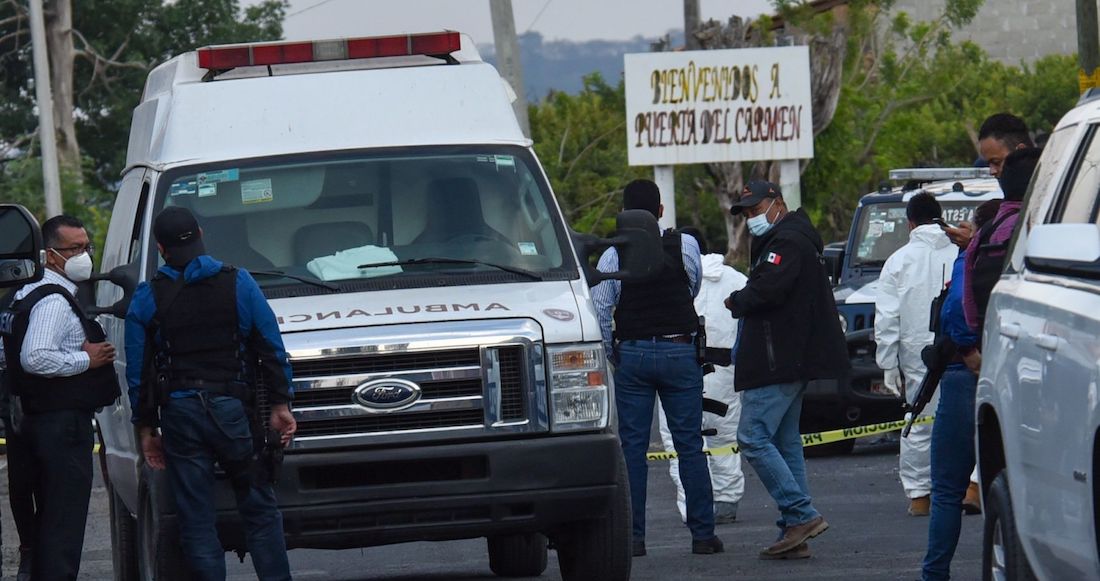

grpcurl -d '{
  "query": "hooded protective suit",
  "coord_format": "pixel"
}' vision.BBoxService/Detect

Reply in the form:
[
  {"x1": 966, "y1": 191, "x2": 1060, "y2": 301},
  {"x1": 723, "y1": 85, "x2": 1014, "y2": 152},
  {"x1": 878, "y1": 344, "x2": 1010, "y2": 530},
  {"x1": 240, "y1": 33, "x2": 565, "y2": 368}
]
[
  {"x1": 874, "y1": 223, "x2": 957, "y2": 499},
  {"x1": 658, "y1": 253, "x2": 747, "y2": 519}
]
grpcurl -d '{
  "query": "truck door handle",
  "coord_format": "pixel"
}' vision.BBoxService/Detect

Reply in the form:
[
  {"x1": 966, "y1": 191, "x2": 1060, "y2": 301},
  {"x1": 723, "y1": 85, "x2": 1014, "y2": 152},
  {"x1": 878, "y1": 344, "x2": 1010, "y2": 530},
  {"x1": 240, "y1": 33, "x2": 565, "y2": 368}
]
[
  {"x1": 999, "y1": 323, "x2": 1022, "y2": 340},
  {"x1": 1037, "y1": 334, "x2": 1060, "y2": 352}
]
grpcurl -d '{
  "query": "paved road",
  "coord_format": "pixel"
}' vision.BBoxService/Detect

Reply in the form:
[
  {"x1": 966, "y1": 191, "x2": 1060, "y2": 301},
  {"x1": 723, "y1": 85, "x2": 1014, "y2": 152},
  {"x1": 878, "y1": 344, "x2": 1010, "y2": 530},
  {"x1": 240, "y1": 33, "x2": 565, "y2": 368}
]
[{"x1": 0, "y1": 436, "x2": 982, "y2": 580}]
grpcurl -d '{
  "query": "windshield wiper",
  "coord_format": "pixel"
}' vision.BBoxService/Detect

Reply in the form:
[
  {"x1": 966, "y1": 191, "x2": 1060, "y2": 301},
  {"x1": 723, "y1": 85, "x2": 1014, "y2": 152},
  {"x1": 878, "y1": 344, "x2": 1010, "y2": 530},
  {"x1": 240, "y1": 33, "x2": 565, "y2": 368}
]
[
  {"x1": 356, "y1": 257, "x2": 544, "y2": 281},
  {"x1": 250, "y1": 270, "x2": 340, "y2": 291}
]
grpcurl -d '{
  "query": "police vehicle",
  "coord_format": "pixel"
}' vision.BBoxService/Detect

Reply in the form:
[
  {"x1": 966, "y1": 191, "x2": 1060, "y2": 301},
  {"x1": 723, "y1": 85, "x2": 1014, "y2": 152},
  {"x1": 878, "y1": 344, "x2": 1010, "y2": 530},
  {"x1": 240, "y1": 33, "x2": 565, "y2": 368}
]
[
  {"x1": 807, "y1": 168, "x2": 1003, "y2": 452},
  {"x1": 57, "y1": 32, "x2": 647, "y2": 581}
]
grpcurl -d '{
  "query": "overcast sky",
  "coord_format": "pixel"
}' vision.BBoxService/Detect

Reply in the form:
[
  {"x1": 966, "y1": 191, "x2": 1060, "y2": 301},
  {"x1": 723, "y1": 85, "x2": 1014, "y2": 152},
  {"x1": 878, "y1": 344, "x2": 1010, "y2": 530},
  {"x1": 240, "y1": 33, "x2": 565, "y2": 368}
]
[{"x1": 253, "y1": 0, "x2": 773, "y2": 45}]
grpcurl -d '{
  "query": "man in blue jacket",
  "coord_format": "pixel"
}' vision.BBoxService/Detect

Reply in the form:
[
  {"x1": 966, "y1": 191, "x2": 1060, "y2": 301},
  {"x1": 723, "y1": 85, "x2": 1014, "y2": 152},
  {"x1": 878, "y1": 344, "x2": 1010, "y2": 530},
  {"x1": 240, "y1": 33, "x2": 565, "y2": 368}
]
[{"x1": 126, "y1": 206, "x2": 296, "y2": 581}]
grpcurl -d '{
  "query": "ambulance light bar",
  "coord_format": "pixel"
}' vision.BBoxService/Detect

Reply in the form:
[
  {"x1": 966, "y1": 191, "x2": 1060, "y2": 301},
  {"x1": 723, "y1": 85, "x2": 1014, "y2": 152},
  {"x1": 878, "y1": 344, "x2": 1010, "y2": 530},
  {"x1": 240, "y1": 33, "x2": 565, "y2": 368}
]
[
  {"x1": 196, "y1": 31, "x2": 462, "y2": 70},
  {"x1": 888, "y1": 167, "x2": 991, "y2": 181}
]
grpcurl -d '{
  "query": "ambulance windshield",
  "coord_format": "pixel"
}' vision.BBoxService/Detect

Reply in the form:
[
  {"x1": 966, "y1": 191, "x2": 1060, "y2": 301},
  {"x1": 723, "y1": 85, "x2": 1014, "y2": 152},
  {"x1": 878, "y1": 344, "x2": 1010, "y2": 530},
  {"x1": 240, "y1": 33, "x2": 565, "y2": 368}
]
[{"x1": 156, "y1": 146, "x2": 576, "y2": 292}]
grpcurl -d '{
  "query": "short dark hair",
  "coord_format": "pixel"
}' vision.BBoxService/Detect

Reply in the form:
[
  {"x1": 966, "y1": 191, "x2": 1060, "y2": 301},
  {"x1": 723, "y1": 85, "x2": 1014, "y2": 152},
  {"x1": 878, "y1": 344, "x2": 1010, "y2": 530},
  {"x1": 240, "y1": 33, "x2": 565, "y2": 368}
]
[
  {"x1": 678, "y1": 226, "x2": 708, "y2": 254},
  {"x1": 42, "y1": 215, "x2": 85, "y2": 249},
  {"x1": 973, "y1": 200, "x2": 1002, "y2": 229},
  {"x1": 623, "y1": 179, "x2": 661, "y2": 217},
  {"x1": 906, "y1": 193, "x2": 942, "y2": 226},
  {"x1": 978, "y1": 113, "x2": 1034, "y2": 149}
]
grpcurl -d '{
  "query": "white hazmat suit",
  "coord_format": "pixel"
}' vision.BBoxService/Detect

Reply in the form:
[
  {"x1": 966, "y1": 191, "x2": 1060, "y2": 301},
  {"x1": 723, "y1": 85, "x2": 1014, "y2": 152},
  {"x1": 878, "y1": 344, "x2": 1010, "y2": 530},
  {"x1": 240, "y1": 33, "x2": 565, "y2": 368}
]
[
  {"x1": 658, "y1": 253, "x2": 747, "y2": 520},
  {"x1": 874, "y1": 224, "x2": 957, "y2": 499}
]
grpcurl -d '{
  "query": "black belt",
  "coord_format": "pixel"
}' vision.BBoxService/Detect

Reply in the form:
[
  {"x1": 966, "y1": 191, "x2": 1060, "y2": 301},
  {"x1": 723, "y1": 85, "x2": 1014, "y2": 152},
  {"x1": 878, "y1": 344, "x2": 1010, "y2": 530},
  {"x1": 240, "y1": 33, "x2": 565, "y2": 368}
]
[
  {"x1": 167, "y1": 378, "x2": 249, "y2": 398},
  {"x1": 623, "y1": 335, "x2": 693, "y2": 344}
]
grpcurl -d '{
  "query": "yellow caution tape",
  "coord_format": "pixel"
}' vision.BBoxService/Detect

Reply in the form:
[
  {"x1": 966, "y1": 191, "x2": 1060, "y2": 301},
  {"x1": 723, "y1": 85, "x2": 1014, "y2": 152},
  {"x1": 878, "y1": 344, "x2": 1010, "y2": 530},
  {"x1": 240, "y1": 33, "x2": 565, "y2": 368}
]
[{"x1": 646, "y1": 415, "x2": 934, "y2": 461}]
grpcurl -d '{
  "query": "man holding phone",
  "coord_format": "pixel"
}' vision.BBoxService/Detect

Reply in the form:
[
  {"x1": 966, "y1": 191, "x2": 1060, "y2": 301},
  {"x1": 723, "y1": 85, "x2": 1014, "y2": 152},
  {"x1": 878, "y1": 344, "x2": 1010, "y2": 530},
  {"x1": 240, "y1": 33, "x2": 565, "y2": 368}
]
[{"x1": 874, "y1": 193, "x2": 958, "y2": 516}]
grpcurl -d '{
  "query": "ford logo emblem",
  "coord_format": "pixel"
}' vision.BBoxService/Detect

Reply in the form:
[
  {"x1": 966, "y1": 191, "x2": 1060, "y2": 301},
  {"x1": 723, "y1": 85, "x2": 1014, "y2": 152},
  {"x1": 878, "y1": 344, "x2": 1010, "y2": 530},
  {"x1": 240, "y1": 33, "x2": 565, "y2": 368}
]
[{"x1": 353, "y1": 378, "x2": 422, "y2": 411}]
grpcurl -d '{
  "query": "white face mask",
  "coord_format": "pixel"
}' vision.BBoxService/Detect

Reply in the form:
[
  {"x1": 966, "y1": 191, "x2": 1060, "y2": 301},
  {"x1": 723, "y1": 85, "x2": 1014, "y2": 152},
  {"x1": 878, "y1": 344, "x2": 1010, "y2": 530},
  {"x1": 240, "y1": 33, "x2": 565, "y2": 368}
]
[
  {"x1": 747, "y1": 199, "x2": 777, "y2": 237},
  {"x1": 52, "y1": 249, "x2": 93, "y2": 282}
]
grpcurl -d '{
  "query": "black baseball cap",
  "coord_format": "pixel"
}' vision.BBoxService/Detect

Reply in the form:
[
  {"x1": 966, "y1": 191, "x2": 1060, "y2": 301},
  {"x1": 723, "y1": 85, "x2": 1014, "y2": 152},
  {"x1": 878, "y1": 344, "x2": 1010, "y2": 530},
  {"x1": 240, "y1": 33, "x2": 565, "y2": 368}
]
[
  {"x1": 153, "y1": 206, "x2": 205, "y2": 267},
  {"x1": 729, "y1": 180, "x2": 782, "y2": 216}
]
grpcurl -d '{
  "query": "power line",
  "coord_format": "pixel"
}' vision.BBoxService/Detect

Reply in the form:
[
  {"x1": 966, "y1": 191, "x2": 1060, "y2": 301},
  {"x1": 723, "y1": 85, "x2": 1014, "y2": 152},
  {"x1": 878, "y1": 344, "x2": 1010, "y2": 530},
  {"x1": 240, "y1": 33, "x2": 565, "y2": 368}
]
[
  {"x1": 287, "y1": 0, "x2": 341, "y2": 18},
  {"x1": 524, "y1": 0, "x2": 553, "y2": 34}
]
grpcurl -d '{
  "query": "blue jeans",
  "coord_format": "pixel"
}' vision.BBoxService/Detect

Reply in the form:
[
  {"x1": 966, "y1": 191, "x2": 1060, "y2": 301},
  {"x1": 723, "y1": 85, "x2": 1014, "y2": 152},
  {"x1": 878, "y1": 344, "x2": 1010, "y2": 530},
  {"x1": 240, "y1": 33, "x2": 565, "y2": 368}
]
[
  {"x1": 737, "y1": 381, "x2": 820, "y2": 528},
  {"x1": 922, "y1": 366, "x2": 977, "y2": 580},
  {"x1": 614, "y1": 340, "x2": 715, "y2": 541},
  {"x1": 161, "y1": 394, "x2": 291, "y2": 581}
]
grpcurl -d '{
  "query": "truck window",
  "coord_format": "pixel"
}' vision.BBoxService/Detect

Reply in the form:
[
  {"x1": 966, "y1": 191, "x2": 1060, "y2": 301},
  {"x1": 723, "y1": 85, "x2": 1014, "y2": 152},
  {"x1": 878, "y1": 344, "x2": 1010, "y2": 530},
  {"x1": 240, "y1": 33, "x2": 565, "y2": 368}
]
[
  {"x1": 852, "y1": 201, "x2": 982, "y2": 268},
  {"x1": 154, "y1": 147, "x2": 575, "y2": 292}
]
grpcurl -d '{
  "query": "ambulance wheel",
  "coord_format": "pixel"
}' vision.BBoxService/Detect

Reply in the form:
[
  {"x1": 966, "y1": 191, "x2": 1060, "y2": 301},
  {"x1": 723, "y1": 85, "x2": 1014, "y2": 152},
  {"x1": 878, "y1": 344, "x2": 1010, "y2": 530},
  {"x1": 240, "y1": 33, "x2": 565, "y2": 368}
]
[
  {"x1": 137, "y1": 477, "x2": 187, "y2": 581},
  {"x1": 487, "y1": 533, "x2": 548, "y2": 577},
  {"x1": 109, "y1": 485, "x2": 139, "y2": 581}
]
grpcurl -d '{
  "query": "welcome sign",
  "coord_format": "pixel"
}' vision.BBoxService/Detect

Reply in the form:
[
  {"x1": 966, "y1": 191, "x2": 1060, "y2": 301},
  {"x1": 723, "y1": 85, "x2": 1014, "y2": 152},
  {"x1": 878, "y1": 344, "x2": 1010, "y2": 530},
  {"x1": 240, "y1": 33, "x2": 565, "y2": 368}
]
[{"x1": 624, "y1": 46, "x2": 814, "y2": 166}]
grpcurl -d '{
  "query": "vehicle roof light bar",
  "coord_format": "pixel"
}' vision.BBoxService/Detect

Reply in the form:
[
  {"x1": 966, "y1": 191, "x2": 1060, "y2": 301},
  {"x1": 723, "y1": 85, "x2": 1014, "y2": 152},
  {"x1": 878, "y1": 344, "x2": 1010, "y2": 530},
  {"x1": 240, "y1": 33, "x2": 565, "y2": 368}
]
[
  {"x1": 888, "y1": 167, "x2": 991, "y2": 181},
  {"x1": 196, "y1": 31, "x2": 462, "y2": 71}
]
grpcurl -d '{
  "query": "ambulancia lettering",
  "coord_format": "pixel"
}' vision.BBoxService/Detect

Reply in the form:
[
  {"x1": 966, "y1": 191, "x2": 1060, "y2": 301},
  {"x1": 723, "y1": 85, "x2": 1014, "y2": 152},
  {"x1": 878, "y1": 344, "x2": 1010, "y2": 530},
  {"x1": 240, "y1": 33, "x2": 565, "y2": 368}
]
[{"x1": 277, "y1": 303, "x2": 511, "y2": 325}]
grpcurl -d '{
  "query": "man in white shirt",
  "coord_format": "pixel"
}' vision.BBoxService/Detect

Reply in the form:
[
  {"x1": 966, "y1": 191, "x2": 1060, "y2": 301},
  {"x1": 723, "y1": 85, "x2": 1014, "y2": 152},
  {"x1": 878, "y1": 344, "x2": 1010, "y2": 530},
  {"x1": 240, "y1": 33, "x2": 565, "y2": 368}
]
[{"x1": 0, "y1": 215, "x2": 117, "y2": 580}]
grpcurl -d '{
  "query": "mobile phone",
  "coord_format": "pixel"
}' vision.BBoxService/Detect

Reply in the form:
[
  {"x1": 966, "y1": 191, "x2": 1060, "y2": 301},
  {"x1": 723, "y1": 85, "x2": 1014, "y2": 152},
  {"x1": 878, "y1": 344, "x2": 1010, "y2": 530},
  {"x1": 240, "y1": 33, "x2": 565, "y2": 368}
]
[{"x1": 932, "y1": 217, "x2": 953, "y2": 230}]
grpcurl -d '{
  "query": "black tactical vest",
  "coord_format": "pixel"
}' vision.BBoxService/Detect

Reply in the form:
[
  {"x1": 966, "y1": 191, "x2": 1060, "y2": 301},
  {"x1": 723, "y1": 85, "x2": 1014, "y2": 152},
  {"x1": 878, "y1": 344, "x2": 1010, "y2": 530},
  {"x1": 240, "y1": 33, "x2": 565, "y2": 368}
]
[
  {"x1": 151, "y1": 267, "x2": 244, "y2": 389},
  {"x1": 613, "y1": 231, "x2": 699, "y2": 340},
  {"x1": 0, "y1": 284, "x2": 121, "y2": 413}
]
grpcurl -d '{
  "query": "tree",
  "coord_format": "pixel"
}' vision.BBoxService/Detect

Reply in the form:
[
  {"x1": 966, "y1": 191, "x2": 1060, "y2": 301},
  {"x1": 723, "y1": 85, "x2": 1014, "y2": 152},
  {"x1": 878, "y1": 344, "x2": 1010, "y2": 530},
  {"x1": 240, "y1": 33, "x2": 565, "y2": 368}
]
[
  {"x1": 0, "y1": 0, "x2": 286, "y2": 187},
  {"x1": 0, "y1": 0, "x2": 286, "y2": 255}
]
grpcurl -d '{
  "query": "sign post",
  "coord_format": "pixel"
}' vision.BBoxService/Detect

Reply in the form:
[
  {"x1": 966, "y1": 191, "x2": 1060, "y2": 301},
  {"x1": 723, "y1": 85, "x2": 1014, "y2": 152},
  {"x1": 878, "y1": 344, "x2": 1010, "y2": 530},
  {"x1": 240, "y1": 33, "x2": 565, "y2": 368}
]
[{"x1": 624, "y1": 46, "x2": 814, "y2": 223}]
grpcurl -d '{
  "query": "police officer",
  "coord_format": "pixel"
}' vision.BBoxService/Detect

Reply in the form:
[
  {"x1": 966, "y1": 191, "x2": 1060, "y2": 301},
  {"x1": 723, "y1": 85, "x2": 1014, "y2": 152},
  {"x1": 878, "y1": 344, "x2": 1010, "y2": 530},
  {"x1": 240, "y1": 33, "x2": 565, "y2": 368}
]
[
  {"x1": 126, "y1": 207, "x2": 296, "y2": 581},
  {"x1": 592, "y1": 179, "x2": 723, "y2": 558},
  {"x1": 0, "y1": 214, "x2": 120, "y2": 581}
]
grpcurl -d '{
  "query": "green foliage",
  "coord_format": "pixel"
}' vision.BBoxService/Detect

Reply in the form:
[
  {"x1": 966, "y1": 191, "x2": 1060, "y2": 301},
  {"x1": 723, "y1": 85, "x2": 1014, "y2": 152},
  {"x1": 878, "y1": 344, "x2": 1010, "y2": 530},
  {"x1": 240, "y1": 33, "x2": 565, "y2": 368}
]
[
  {"x1": 0, "y1": 0, "x2": 286, "y2": 188},
  {"x1": 800, "y1": 7, "x2": 1080, "y2": 242},
  {"x1": 529, "y1": 73, "x2": 730, "y2": 249}
]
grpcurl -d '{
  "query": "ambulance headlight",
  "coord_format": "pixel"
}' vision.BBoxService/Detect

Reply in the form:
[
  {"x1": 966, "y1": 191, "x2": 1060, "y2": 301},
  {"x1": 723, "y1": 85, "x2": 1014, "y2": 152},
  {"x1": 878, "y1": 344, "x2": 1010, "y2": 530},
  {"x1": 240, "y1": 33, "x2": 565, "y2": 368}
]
[{"x1": 547, "y1": 343, "x2": 610, "y2": 431}]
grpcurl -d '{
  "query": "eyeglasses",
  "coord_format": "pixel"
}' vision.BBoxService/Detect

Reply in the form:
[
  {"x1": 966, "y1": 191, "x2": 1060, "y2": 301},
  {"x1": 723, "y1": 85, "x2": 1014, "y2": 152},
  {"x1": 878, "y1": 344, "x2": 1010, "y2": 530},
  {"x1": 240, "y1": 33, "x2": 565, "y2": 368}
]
[{"x1": 50, "y1": 243, "x2": 95, "y2": 257}]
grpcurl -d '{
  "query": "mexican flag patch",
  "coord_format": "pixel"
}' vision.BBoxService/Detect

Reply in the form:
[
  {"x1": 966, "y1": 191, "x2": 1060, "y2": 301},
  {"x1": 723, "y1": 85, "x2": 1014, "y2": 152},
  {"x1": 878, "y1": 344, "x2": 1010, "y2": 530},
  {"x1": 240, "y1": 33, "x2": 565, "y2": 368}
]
[{"x1": 766, "y1": 252, "x2": 782, "y2": 265}]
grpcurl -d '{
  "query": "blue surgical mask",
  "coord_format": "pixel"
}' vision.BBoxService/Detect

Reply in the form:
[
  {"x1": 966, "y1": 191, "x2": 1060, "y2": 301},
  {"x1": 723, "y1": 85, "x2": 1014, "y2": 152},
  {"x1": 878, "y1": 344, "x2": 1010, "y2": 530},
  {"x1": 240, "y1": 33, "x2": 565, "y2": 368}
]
[{"x1": 747, "y1": 199, "x2": 777, "y2": 237}]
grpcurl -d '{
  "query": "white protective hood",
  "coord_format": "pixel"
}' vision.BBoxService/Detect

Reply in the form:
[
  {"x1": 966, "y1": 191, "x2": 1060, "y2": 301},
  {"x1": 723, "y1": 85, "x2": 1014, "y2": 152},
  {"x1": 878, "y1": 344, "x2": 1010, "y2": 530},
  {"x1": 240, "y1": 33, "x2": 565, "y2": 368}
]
[
  {"x1": 697, "y1": 254, "x2": 748, "y2": 348},
  {"x1": 873, "y1": 224, "x2": 959, "y2": 377}
]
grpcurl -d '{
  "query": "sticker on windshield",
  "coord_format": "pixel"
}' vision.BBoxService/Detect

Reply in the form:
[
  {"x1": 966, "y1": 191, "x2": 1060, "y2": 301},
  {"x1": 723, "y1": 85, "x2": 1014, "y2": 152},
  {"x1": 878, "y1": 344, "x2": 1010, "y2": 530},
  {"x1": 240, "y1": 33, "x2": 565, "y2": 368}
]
[
  {"x1": 518, "y1": 242, "x2": 538, "y2": 255},
  {"x1": 883, "y1": 221, "x2": 896, "y2": 233},
  {"x1": 198, "y1": 183, "x2": 217, "y2": 198},
  {"x1": 241, "y1": 179, "x2": 273, "y2": 205},
  {"x1": 888, "y1": 208, "x2": 907, "y2": 219},
  {"x1": 495, "y1": 155, "x2": 516, "y2": 172},
  {"x1": 197, "y1": 168, "x2": 239, "y2": 185},
  {"x1": 169, "y1": 180, "x2": 197, "y2": 196},
  {"x1": 868, "y1": 222, "x2": 884, "y2": 238}
]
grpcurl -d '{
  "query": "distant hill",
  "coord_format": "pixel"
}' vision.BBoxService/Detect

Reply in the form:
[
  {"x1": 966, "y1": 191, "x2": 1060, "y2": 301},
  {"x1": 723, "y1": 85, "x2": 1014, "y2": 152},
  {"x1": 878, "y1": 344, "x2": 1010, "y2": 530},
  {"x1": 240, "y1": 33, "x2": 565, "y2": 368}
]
[{"x1": 481, "y1": 30, "x2": 684, "y2": 99}]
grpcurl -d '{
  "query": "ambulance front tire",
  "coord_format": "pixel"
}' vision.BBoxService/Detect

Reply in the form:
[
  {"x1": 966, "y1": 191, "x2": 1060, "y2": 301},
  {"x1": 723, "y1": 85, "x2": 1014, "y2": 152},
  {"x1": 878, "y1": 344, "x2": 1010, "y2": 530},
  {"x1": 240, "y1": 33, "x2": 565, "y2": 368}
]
[
  {"x1": 554, "y1": 450, "x2": 632, "y2": 581},
  {"x1": 109, "y1": 483, "x2": 139, "y2": 581},
  {"x1": 486, "y1": 533, "x2": 548, "y2": 577},
  {"x1": 136, "y1": 470, "x2": 187, "y2": 581}
]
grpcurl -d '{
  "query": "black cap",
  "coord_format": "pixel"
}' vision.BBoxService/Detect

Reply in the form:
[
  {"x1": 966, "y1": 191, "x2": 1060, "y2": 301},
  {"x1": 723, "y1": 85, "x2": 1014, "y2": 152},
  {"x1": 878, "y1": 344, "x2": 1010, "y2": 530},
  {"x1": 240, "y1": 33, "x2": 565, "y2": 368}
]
[
  {"x1": 153, "y1": 206, "x2": 205, "y2": 267},
  {"x1": 729, "y1": 180, "x2": 782, "y2": 216}
]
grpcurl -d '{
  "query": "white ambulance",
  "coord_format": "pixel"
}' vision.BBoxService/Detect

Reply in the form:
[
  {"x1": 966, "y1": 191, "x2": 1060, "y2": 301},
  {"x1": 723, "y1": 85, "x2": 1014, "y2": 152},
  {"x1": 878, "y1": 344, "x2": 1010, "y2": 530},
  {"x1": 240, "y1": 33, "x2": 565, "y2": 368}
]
[{"x1": 80, "y1": 32, "x2": 638, "y2": 580}]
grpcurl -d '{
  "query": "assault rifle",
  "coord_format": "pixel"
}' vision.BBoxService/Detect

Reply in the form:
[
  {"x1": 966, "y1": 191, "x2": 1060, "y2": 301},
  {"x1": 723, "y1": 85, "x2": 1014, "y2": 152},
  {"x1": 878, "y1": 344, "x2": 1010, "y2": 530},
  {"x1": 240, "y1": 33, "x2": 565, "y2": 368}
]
[{"x1": 903, "y1": 281, "x2": 954, "y2": 438}]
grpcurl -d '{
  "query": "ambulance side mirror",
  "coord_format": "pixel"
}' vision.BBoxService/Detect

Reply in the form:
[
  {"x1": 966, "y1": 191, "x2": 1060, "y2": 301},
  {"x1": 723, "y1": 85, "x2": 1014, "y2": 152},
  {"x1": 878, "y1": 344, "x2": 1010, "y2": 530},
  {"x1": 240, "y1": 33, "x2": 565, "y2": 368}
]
[
  {"x1": 0, "y1": 204, "x2": 45, "y2": 288},
  {"x1": 572, "y1": 209, "x2": 663, "y2": 287},
  {"x1": 86, "y1": 262, "x2": 140, "y2": 319}
]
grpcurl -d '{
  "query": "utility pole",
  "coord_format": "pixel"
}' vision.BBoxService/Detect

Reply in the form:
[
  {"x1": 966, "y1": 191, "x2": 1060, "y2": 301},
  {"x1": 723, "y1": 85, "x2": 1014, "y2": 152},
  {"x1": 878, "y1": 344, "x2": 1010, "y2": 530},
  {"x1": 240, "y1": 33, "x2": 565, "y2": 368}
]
[
  {"x1": 1078, "y1": 0, "x2": 1100, "y2": 94},
  {"x1": 684, "y1": 0, "x2": 701, "y2": 50},
  {"x1": 29, "y1": 0, "x2": 63, "y2": 218},
  {"x1": 489, "y1": 0, "x2": 530, "y2": 137}
]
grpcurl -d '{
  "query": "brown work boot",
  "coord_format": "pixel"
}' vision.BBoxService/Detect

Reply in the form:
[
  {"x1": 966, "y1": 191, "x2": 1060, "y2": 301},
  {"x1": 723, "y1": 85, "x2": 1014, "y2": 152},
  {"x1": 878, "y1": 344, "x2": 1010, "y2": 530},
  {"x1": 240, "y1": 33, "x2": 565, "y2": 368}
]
[
  {"x1": 759, "y1": 542, "x2": 811, "y2": 560},
  {"x1": 963, "y1": 482, "x2": 982, "y2": 515},
  {"x1": 908, "y1": 495, "x2": 931, "y2": 517},
  {"x1": 764, "y1": 516, "x2": 828, "y2": 555}
]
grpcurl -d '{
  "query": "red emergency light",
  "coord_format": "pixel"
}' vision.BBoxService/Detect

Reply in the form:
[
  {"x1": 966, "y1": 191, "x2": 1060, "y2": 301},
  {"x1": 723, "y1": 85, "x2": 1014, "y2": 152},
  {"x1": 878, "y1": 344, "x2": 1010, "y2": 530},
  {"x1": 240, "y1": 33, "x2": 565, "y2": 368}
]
[{"x1": 196, "y1": 31, "x2": 462, "y2": 70}]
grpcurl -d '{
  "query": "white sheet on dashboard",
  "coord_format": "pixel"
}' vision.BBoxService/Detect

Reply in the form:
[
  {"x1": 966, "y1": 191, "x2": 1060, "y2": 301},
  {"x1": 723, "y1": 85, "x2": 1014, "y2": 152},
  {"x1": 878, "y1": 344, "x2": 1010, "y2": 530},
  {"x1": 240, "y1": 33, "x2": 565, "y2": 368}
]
[{"x1": 306, "y1": 245, "x2": 403, "y2": 281}]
